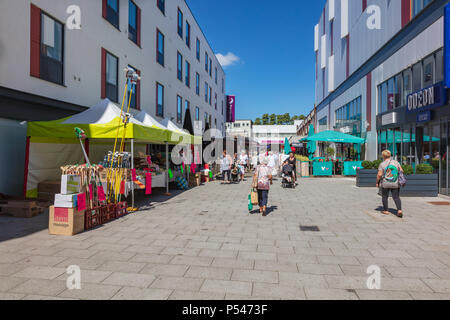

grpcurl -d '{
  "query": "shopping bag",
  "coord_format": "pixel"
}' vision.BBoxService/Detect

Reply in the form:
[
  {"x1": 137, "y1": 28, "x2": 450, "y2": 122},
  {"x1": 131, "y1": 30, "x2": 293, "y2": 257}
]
[
  {"x1": 248, "y1": 194, "x2": 253, "y2": 211},
  {"x1": 251, "y1": 189, "x2": 258, "y2": 205}
]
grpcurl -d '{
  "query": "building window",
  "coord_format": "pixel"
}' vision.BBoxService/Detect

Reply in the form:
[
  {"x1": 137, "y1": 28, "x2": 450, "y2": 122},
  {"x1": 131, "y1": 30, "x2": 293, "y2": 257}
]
[
  {"x1": 157, "y1": 0, "x2": 165, "y2": 15},
  {"x1": 318, "y1": 116, "x2": 327, "y2": 131},
  {"x1": 423, "y1": 55, "x2": 434, "y2": 88},
  {"x1": 209, "y1": 87, "x2": 212, "y2": 105},
  {"x1": 205, "y1": 52, "x2": 208, "y2": 72},
  {"x1": 185, "y1": 100, "x2": 190, "y2": 113},
  {"x1": 177, "y1": 8, "x2": 183, "y2": 38},
  {"x1": 209, "y1": 59, "x2": 212, "y2": 77},
  {"x1": 196, "y1": 38, "x2": 200, "y2": 61},
  {"x1": 186, "y1": 21, "x2": 191, "y2": 48},
  {"x1": 195, "y1": 107, "x2": 200, "y2": 121},
  {"x1": 335, "y1": 96, "x2": 362, "y2": 135},
  {"x1": 436, "y1": 49, "x2": 444, "y2": 83},
  {"x1": 412, "y1": 62, "x2": 422, "y2": 92},
  {"x1": 104, "y1": 0, "x2": 119, "y2": 29},
  {"x1": 205, "y1": 83, "x2": 208, "y2": 103},
  {"x1": 222, "y1": 100, "x2": 224, "y2": 115},
  {"x1": 330, "y1": 20, "x2": 334, "y2": 55},
  {"x1": 413, "y1": 0, "x2": 434, "y2": 18},
  {"x1": 222, "y1": 79, "x2": 224, "y2": 93},
  {"x1": 128, "y1": 1, "x2": 138, "y2": 45},
  {"x1": 177, "y1": 95, "x2": 183, "y2": 123},
  {"x1": 105, "y1": 51, "x2": 118, "y2": 102},
  {"x1": 196, "y1": 73, "x2": 200, "y2": 95},
  {"x1": 40, "y1": 13, "x2": 64, "y2": 85},
  {"x1": 215, "y1": 93, "x2": 217, "y2": 110},
  {"x1": 215, "y1": 67, "x2": 217, "y2": 84},
  {"x1": 403, "y1": 69, "x2": 412, "y2": 106},
  {"x1": 156, "y1": 29, "x2": 164, "y2": 66},
  {"x1": 185, "y1": 60, "x2": 190, "y2": 87},
  {"x1": 177, "y1": 52, "x2": 183, "y2": 81},
  {"x1": 156, "y1": 82, "x2": 164, "y2": 117}
]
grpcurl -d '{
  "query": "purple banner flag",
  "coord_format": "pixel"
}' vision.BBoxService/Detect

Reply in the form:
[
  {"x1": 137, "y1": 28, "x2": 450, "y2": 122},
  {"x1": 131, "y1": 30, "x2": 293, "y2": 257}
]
[{"x1": 226, "y1": 95, "x2": 236, "y2": 123}]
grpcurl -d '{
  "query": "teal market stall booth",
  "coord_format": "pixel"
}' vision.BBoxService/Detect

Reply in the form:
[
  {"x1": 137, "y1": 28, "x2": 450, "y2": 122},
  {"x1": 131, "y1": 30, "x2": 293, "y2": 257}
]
[{"x1": 300, "y1": 131, "x2": 365, "y2": 177}]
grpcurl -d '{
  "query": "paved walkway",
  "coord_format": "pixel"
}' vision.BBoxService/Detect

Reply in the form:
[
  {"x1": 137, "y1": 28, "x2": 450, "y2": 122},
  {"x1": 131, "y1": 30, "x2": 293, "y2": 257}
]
[{"x1": 1, "y1": 177, "x2": 450, "y2": 300}]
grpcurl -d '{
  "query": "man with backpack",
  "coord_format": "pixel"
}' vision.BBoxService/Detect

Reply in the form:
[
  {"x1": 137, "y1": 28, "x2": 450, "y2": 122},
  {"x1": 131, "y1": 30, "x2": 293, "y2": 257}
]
[{"x1": 376, "y1": 150, "x2": 404, "y2": 218}]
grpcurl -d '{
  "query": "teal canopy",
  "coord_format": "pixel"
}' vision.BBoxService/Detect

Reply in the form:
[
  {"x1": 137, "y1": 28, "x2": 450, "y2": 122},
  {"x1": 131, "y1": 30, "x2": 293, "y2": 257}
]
[
  {"x1": 301, "y1": 130, "x2": 365, "y2": 144},
  {"x1": 284, "y1": 137, "x2": 292, "y2": 155},
  {"x1": 307, "y1": 124, "x2": 316, "y2": 160}
]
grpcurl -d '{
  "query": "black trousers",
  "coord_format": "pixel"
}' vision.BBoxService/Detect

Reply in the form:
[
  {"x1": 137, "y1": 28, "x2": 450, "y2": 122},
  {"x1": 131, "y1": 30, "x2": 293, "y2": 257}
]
[
  {"x1": 381, "y1": 188, "x2": 402, "y2": 211},
  {"x1": 258, "y1": 190, "x2": 269, "y2": 207},
  {"x1": 222, "y1": 170, "x2": 231, "y2": 181}
]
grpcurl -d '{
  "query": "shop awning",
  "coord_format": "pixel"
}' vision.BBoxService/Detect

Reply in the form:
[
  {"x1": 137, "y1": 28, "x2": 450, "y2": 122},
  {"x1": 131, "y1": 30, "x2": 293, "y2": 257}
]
[
  {"x1": 27, "y1": 99, "x2": 168, "y2": 143},
  {"x1": 300, "y1": 130, "x2": 365, "y2": 144}
]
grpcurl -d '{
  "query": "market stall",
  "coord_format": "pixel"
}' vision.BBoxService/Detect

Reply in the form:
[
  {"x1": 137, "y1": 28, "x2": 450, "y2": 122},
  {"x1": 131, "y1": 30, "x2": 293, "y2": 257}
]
[{"x1": 300, "y1": 130, "x2": 365, "y2": 177}]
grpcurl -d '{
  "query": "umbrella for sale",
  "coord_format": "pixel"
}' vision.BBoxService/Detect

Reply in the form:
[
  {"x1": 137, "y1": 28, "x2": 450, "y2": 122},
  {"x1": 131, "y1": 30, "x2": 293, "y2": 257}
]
[
  {"x1": 284, "y1": 137, "x2": 292, "y2": 155},
  {"x1": 307, "y1": 124, "x2": 316, "y2": 160}
]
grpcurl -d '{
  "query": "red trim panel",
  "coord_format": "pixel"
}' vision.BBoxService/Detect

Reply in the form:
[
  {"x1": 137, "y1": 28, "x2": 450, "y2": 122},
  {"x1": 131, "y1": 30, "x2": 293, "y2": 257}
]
[
  {"x1": 136, "y1": 69, "x2": 141, "y2": 110},
  {"x1": 362, "y1": 0, "x2": 367, "y2": 12},
  {"x1": 101, "y1": 48, "x2": 106, "y2": 99},
  {"x1": 30, "y1": 4, "x2": 41, "y2": 78},
  {"x1": 137, "y1": 7, "x2": 141, "y2": 47},
  {"x1": 102, "y1": 0, "x2": 107, "y2": 19},
  {"x1": 401, "y1": 0, "x2": 412, "y2": 28},
  {"x1": 23, "y1": 136, "x2": 30, "y2": 197},
  {"x1": 366, "y1": 72, "x2": 372, "y2": 132}
]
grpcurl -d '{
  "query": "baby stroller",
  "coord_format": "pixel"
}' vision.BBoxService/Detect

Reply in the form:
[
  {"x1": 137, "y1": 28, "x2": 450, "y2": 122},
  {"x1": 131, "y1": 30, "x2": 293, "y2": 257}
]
[
  {"x1": 231, "y1": 164, "x2": 241, "y2": 182},
  {"x1": 281, "y1": 163, "x2": 295, "y2": 189}
]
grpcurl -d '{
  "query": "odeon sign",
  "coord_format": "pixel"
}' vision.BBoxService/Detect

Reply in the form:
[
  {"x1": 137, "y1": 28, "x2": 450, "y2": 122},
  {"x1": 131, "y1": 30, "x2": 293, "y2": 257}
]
[{"x1": 407, "y1": 82, "x2": 445, "y2": 113}]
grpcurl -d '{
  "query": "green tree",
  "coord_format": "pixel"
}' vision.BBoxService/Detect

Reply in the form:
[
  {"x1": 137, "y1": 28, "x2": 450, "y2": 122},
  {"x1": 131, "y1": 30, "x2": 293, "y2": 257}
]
[
  {"x1": 254, "y1": 118, "x2": 262, "y2": 125},
  {"x1": 299, "y1": 115, "x2": 306, "y2": 120},
  {"x1": 269, "y1": 114, "x2": 277, "y2": 125},
  {"x1": 262, "y1": 114, "x2": 269, "y2": 125}
]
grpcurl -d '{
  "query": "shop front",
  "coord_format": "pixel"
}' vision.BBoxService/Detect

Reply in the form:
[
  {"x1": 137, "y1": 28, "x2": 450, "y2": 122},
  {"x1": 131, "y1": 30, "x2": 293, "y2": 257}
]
[{"x1": 376, "y1": 82, "x2": 450, "y2": 195}]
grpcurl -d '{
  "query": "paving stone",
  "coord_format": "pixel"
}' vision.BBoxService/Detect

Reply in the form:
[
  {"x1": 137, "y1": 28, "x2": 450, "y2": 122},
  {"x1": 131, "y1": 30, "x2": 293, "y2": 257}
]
[
  {"x1": 254, "y1": 260, "x2": 298, "y2": 272},
  {"x1": 124, "y1": 245, "x2": 165, "y2": 254},
  {"x1": 0, "y1": 276, "x2": 28, "y2": 292},
  {"x1": 222, "y1": 243, "x2": 257, "y2": 252},
  {"x1": 169, "y1": 290, "x2": 225, "y2": 300},
  {"x1": 305, "y1": 288, "x2": 359, "y2": 300},
  {"x1": 231, "y1": 269, "x2": 278, "y2": 284},
  {"x1": 185, "y1": 266, "x2": 232, "y2": 280},
  {"x1": 297, "y1": 263, "x2": 343, "y2": 276},
  {"x1": 151, "y1": 276, "x2": 204, "y2": 291},
  {"x1": 161, "y1": 247, "x2": 200, "y2": 257},
  {"x1": 0, "y1": 263, "x2": 28, "y2": 276},
  {"x1": 98, "y1": 261, "x2": 146, "y2": 273},
  {"x1": 55, "y1": 258, "x2": 105, "y2": 270},
  {"x1": 409, "y1": 291, "x2": 450, "y2": 300},
  {"x1": 356, "y1": 289, "x2": 413, "y2": 300},
  {"x1": 16, "y1": 255, "x2": 67, "y2": 267},
  {"x1": 102, "y1": 272, "x2": 156, "y2": 288},
  {"x1": 13, "y1": 266, "x2": 66, "y2": 280},
  {"x1": 385, "y1": 266, "x2": 439, "y2": 279},
  {"x1": 238, "y1": 251, "x2": 277, "y2": 262},
  {"x1": 212, "y1": 258, "x2": 254, "y2": 270},
  {"x1": 369, "y1": 249, "x2": 413, "y2": 259},
  {"x1": 58, "y1": 283, "x2": 122, "y2": 300},
  {"x1": 111, "y1": 287, "x2": 172, "y2": 300},
  {"x1": 252, "y1": 283, "x2": 306, "y2": 300},
  {"x1": 199, "y1": 249, "x2": 238, "y2": 259},
  {"x1": 200, "y1": 280, "x2": 252, "y2": 296},
  {"x1": 129, "y1": 254, "x2": 174, "y2": 264},
  {"x1": 56, "y1": 270, "x2": 112, "y2": 284},
  {"x1": 224, "y1": 294, "x2": 281, "y2": 300},
  {"x1": 170, "y1": 256, "x2": 213, "y2": 267},
  {"x1": 0, "y1": 293, "x2": 26, "y2": 300},
  {"x1": 9, "y1": 279, "x2": 67, "y2": 296},
  {"x1": 278, "y1": 272, "x2": 328, "y2": 289},
  {"x1": 187, "y1": 241, "x2": 222, "y2": 250},
  {"x1": 317, "y1": 255, "x2": 360, "y2": 266},
  {"x1": 141, "y1": 264, "x2": 189, "y2": 277},
  {"x1": 421, "y1": 279, "x2": 450, "y2": 294}
]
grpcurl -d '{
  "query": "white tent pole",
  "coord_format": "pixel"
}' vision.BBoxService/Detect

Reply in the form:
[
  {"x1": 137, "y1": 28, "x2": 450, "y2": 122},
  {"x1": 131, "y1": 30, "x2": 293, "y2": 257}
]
[{"x1": 131, "y1": 138, "x2": 135, "y2": 208}]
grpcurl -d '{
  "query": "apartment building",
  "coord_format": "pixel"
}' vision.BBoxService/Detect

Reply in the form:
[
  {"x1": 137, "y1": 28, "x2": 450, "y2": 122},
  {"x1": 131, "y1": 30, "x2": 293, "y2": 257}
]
[
  {"x1": 0, "y1": 0, "x2": 227, "y2": 196},
  {"x1": 312, "y1": 0, "x2": 450, "y2": 194}
]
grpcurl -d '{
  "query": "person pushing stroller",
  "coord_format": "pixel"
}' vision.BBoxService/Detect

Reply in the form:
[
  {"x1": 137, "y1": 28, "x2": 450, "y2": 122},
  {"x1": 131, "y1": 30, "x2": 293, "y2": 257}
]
[{"x1": 281, "y1": 160, "x2": 295, "y2": 188}]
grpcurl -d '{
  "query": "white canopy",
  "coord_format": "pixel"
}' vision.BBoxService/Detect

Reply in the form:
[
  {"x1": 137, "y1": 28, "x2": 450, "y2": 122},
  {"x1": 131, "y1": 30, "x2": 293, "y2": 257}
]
[
  {"x1": 63, "y1": 99, "x2": 144, "y2": 125},
  {"x1": 161, "y1": 118, "x2": 190, "y2": 135},
  {"x1": 135, "y1": 111, "x2": 168, "y2": 130}
]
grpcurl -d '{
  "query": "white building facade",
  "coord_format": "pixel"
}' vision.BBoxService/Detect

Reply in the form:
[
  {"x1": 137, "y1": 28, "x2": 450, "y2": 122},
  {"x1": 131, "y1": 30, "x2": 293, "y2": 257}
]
[
  {"x1": 0, "y1": 0, "x2": 226, "y2": 196},
  {"x1": 225, "y1": 120, "x2": 253, "y2": 140}
]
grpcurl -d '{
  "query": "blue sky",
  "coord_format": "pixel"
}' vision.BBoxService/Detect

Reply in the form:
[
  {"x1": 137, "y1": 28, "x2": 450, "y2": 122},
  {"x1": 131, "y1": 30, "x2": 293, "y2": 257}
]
[{"x1": 187, "y1": 0, "x2": 326, "y2": 121}]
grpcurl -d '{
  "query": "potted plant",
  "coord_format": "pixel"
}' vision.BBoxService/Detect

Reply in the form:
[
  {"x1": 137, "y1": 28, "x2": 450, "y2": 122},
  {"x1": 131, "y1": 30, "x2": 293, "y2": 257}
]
[
  {"x1": 401, "y1": 163, "x2": 438, "y2": 197},
  {"x1": 295, "y1": 155, "x2": 310, "y2": 177},
  {"x1": 356, "y1": 160, "x2": 379, "y2": 187}
]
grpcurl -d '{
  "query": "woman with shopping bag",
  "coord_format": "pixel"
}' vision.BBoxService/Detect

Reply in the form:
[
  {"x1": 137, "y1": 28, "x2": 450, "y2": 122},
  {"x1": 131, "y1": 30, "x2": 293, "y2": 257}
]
[{"x1": 252, "y1": 157, "x2": 273, "y2": 216}]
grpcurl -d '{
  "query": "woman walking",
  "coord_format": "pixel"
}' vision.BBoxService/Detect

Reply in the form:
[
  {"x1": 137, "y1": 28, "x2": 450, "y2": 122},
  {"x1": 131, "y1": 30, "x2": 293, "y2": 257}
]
[
  {"x1": 376, "y1": 150, "x2": 404, "y2": 218},
  {"x1": 220, "y1": 150, "x2": 232, "y2": 184},
  {"x1": 253, "y1": 158, "x2": 273, "y2": 216}
]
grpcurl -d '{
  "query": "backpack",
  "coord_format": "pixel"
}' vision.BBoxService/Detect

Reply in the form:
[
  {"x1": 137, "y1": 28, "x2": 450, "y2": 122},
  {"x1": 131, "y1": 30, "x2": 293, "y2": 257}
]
[{"x1": 382, "y1": 160, "x2": 400, "y2": 189}]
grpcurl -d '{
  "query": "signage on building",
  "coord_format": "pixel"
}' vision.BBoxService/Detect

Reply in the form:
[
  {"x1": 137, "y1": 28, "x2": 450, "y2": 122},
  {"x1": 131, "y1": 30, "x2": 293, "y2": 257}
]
[
  {"x1": 381, "y1": 112, "x2": 397, "y2": 126},
  {"x1": 417, "y1": 110, "x2": 431, "y2": 123},
  {"x1": 226, "y1": 95, "x2": 236, "y2": 123},
  {"x1": 406, "y1": 82, "x2": 446, "y2": 113},
  {"x1": 445, "y1": 3, "x2": 450, "y2": 88}
]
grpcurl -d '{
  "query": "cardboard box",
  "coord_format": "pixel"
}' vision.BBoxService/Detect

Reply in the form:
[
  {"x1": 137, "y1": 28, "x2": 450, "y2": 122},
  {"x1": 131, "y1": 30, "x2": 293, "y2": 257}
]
[
  {"x1": 49, "y1": 206, "x2": 85, "y2": 236},
  {"x1": 61, "y1": 175, "x2": 82, "y2": 195}
]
